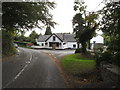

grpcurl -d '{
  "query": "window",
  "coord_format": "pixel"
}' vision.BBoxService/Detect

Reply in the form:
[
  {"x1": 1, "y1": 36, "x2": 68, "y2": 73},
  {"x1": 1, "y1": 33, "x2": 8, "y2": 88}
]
[
  {"x1": 59, "y1": 43, "x2": 61, "y2": 45},
  {"x1": 41, "y1": 43, "x2": 44, "y2": 46},
  {"x1": 53, "y1": 36, "x2": 56, "y2": 41},
  {"x1": 73, "y1": 44, "x2": 76, "y2": 48},
  {"x1": 45, "y1": 43, "x2": 48, "y2": 46}
]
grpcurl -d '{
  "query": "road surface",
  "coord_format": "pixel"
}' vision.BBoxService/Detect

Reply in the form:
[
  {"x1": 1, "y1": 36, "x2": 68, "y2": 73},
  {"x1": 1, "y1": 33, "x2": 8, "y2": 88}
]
[{"x1": 2, "y1": 47, "x2": 74, "y2": 88}]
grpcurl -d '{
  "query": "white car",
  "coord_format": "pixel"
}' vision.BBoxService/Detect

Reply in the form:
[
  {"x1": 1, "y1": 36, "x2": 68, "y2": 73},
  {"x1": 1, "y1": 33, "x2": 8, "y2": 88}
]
[{"x1": 14, "y1": 43, "x2": 18, "y2": 48}]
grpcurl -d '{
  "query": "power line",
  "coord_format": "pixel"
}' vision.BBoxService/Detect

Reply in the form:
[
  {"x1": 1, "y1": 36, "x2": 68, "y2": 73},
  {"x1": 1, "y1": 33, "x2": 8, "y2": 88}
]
[{"x1": 91, "y1": 0, "x2": 104, "y2": 12}]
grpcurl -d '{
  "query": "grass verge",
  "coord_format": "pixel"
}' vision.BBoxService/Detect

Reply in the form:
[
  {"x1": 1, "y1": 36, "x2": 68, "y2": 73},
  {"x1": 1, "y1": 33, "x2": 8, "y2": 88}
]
[
  {"x1": 19, "y1": 46, "x2": 33, "y2": 49},
  {"x1": 2, "y1": 47, "x2": 16, "y2": 58},
  {"x1": 61, "y1": 54, "x2": 96, "y2": 76}
]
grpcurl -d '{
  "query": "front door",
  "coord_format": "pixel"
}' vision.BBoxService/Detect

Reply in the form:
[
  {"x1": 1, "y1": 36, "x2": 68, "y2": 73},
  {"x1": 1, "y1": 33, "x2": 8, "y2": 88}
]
[{"x1": 49, "y1": 42, "x2": 59, "y2": 49}]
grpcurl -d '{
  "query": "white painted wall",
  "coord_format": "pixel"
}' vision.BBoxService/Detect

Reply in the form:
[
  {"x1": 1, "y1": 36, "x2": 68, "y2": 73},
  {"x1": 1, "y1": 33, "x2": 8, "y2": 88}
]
[
  {"x1": 37, "y1": 42, "x2": 46, "y2": 48},
  {"x1": 37, "y1": 34, "x2": 63, "y2": 48},
  {"x1": 67, "y1": 42, "x2": 77, "y2": 49},
  {"x1": 90, "y1": 35, "x2": 104, "y2": 44},
  {"x1": 63, "y1": 42, "x2": 81, "y2": 49},
  {"x1": 37, "y1": 41, "x2": 82, "y2": 49},
  {"x1": 46, "y1": 35, "x2": 62, "y2": 43}
]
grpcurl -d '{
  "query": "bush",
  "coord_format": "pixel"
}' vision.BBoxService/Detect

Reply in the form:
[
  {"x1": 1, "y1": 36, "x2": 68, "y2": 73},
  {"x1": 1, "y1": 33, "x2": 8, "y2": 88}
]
[
  {"x1": 2, "y1": 30, "x2": 16, "y2": 57},
  {"x1": 96, "y1": 51, "x2": 113, "y2": 67},
  {"x1": 75, "y1": 48, "x2": 82, "y2": 53},
  {"x1": 112, "y1": 53, "x2": 120, "y2": 67},
  {"x1": 98, "y1": 47, "x2": 104, "y2": 52}
]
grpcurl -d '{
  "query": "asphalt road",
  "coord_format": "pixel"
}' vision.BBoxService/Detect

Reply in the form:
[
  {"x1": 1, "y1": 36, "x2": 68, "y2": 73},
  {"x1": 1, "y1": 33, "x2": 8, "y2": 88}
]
[
  {"x1": 38, "y1": 49, "x2": 75, "y2": 59},
  {"x1": 2, "y1": 47, "x2": 66, "y2": 88}
]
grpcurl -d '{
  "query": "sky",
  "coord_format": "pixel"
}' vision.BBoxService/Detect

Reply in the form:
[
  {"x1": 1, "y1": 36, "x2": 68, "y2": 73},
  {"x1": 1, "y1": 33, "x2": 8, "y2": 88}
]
[{"x1": 25, "y1": 0, "x2": 105, "y2": 36}]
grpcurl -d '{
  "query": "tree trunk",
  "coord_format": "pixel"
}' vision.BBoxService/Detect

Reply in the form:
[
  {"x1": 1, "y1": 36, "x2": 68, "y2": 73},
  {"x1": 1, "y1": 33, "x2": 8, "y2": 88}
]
[
  {"x1": 77, "y1": 42, "x2": 79, "y2": 48},
  {"x1": 88, "y1": 40, "x2": 91, "y2": 49},
  {"x1": 81, "y1": 42, "x2": 87, "y2": 53}
]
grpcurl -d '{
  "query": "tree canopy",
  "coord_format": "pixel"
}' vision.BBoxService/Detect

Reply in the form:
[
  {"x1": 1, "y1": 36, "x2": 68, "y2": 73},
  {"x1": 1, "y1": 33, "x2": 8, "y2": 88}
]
[
  {"x1": 73, "y1": 1, "x2": 99, "y2": 53},
  {"x1": 2, "y1": 2, "x2": 56, "y2": 32},
  {"x1": 100, "y1": 1, "x2": 120, "y2": 52},
  {"x1": 29, "y1": 31, "x2": 40, "y2": 43},
  {"x1": 2, "y1": 1, "x2": 56, "y2": 56}
]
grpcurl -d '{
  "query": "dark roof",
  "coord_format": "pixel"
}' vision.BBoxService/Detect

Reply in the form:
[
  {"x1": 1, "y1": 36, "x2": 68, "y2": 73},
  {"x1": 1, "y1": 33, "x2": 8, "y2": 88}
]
[
  {"x1": 37, "y1": 33, "x2": 76, "y2": 42},
  {"x1": 45, "y1": 33, "x2": 63, "y2": 42},
  {"x1": 56, "y1": 33, "x2": 76, "y2": 42},
  {"x1": 37, "y1": 35, "x2": 50, "y2": 42},
  {"x1": 64, "y1": 34, "x2": 76, "y2": 42}
]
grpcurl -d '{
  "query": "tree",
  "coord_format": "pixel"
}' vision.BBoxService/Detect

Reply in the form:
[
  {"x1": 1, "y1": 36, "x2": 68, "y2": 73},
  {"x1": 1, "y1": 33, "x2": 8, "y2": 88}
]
[
  {"x1": 2, "y1": 2, "x2": 56, "y2": 56},
  {"x1": 2, "y1": 2, "x2": 56, "y2": 32},
  {"x1": 13, "y1": 30, "x2": 28, "y2": 42},
  {"x1": 29, "y1": 31, "x2": 39, "y2": 44},
  {"x1": 44, "y1": 26, "x2": 52, "y2": 35},
  {"x1": 73, "y1": 1, "x2": 99, "y2": 53},
  {"x1": 101, "y1": 1, "x2": 120, "y2": 52},
  {"x1": 100, "y1": 1, "x2": 120, "y2": 66}
]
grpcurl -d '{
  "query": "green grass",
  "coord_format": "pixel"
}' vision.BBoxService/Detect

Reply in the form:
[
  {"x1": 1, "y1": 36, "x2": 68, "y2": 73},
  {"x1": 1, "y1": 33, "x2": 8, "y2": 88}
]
[
  {"x1": 61, "y1": 54, "x2": 96, "y2": 76},
  {"x1": 19, "y1": 46, "x2": 33, "y2": 49}
]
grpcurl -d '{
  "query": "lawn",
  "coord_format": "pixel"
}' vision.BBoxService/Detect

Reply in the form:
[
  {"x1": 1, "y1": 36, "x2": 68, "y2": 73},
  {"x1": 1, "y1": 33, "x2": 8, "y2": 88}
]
[{"x1": 61, "y1": 54, "x2": 96, "y2": 76}]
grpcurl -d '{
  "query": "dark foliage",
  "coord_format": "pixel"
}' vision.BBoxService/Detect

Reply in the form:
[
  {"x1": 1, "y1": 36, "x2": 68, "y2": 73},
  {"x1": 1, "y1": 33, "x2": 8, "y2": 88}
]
[{"x1": 75, "y1": 48, "x2": 82, "y2": 53}]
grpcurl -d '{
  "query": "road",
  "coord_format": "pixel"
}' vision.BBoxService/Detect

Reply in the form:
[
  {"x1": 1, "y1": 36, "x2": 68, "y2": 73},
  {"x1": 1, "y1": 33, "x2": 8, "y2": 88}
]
[{"x1": 2, "y1": 47, "x2": 75, "y2": 88}]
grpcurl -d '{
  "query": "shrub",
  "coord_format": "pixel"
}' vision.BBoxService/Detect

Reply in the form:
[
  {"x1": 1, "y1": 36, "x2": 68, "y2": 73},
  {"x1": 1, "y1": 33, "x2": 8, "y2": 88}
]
[
  {"x1": 112, "y1": 53, "x2": 120, "y2": 67},
  {"x1": 96, "y1": 50, "x2": 113, "y2": 67},
  {"x1": 98, "y1": 47, "x2": 104, "y2": 52},
  {"x1": 75, "y1": 48, "x2": 82, "y2": 53},
  {"x1": 2, "y1": 30, "x2": 16, "y2": 57}
]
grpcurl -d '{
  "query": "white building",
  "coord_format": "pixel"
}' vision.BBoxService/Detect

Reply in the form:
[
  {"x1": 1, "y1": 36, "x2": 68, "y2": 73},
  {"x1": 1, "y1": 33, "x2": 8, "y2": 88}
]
[
  {"x1": 37, "y1": 33, "x2": 104, "y2": 49},
  {"x1": 90, "y1": 35, "x2": 104, "y2": 49}
]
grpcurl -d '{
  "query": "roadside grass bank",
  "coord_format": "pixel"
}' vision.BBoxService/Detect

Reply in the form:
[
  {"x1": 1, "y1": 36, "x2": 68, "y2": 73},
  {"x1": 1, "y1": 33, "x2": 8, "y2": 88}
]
[
  {"x1": 61, "y1": 54, "x2": 96, "y2": 76},
  {"x1": 19, "y1": 46, "x2": 33, "y2": 49},
  {"x1": 2, "y1": 47, "x2": 16, "y2": 58},
  {"x1": 60, "y1": 54, "x2": 102, "y2": 87},
  {"x1": 2, "y1": 47, "x2": 17, "y2": 61}
]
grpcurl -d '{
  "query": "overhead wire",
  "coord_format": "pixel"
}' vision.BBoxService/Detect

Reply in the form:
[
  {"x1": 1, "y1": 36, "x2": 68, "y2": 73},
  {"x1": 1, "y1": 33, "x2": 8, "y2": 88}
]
[{"x1": 91, "y1": 0, "x2": 105, "y2": 12}]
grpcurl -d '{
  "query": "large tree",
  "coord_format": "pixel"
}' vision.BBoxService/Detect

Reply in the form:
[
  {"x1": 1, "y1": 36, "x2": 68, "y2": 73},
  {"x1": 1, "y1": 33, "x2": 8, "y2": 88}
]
[
  {"x1": 100, "y1": 1, "x2": 120, "y2": 52},
  {"x1": 2, "y1": 2, "x2": 56, "y2": 56},
  {"x1": 2, "y1": 2, "x2": 56, "y2": 32},
  {"x1": 73, "y1": 1, "x2": 99, "y2": 53}
]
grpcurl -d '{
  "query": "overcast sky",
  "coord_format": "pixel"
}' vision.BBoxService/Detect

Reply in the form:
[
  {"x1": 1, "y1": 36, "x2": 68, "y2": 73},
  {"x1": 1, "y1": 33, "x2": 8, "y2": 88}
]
[{"x1": 25, "y1": 0, "x2": 105, "y2": 36}]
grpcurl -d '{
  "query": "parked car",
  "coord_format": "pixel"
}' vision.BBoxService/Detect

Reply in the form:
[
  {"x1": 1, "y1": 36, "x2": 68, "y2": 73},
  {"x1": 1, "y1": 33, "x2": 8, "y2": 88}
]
[{"x1": 14, "y1": 43, "x2": 18, "y2": 48}]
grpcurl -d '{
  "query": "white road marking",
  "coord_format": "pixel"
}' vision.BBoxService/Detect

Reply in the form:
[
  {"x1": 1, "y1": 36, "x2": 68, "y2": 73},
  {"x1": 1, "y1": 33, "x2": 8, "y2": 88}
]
[
  {"x1": 3, "y1": 52, "x2": 33, "y2": 89},
  {"x1": 26, "y1": 61, "x2": 30, "y2": 64},
  {"x1": 17, "y1": 49, "x2": 20, "y2": 53},
  {"x1": 14, "y1": 65, "x2": 27, "y2": 80},
  {"x1": 29, "y1": 53, "x2": 32, "y2": 61}
]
